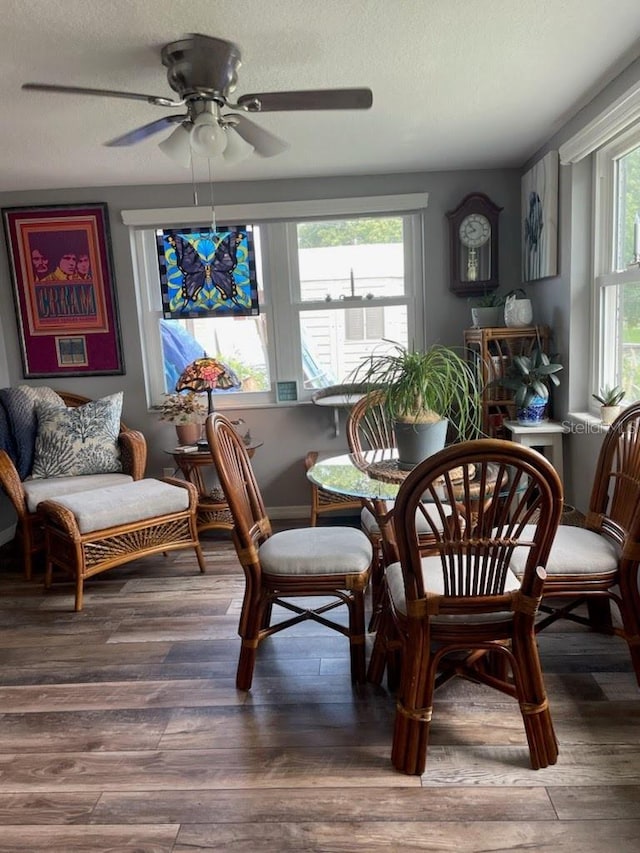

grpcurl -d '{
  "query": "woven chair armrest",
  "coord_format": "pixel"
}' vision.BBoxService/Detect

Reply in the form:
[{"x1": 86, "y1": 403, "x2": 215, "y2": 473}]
[
  {"x1": 0, "y1": 449, "x2": 28, "y2": 519},
  {"x1": 119, "y1": 430, "x2": 147, "y2": 480},
  {"x1": 160, "y1": 476, "x2": 199, "y2": 512},
  {"x1": 37, "y1": 500, "x2": 81, "y2": 540}
]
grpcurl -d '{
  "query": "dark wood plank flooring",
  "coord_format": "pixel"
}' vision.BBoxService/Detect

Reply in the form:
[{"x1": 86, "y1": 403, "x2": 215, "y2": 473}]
[{"x1": 0, "y1": 529, "x2": 639, "y2": 852}]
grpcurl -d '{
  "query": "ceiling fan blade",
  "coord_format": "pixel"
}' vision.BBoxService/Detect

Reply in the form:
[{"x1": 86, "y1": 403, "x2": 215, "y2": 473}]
[
  {"x1": 237, "y1": 88, "x2": 373, "y2": 112},
  {"x1": 22, "y1": 82, "x2": 181, "y2": 108},
  {"x1": 105, "y1": 114, "x2": 186, "y2": 147},
  {"x1": 232, "y1": 114, "x2": 289, "y2": 158}
]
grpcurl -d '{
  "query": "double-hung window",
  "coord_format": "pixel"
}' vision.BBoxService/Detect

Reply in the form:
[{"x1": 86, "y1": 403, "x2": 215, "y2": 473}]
[
  {"x1": 594, "y1": 125, "x2": 640, "y2": 405},
  {"x1": 127, "y1": 195, "x2": 427, "y2": 409}
]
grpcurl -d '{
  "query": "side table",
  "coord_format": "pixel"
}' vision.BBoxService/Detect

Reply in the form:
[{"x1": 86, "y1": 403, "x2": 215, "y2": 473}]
[
  {"x1": 167, "y1": 441, "x2": 263, "y2": 534},
  {"x1": 503, "y1": 420, "x2": 569, "y2": 484}
]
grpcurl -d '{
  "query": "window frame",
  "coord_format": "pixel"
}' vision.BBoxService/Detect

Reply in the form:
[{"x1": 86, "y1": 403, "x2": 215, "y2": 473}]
[
  {"x1": 125, "y1": 194, "x2": 428, "y2": 410},
  {"x1": 593, "y1": 123, "x2": 640, "y2": 410}
]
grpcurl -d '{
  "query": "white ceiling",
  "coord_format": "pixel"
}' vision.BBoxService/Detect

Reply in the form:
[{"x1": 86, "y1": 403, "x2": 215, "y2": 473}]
[{"x1": 1, "y1": 0, "x2": 640, "y2": 193}]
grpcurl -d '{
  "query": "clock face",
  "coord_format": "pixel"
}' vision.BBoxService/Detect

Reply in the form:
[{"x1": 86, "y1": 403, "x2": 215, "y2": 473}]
[{"x1": 459, "y1": 214, "x2": 491, "y2": 249}]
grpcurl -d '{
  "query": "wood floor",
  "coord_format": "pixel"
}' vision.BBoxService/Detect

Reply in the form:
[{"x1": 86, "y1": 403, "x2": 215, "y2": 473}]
[{"x1": 0, "y1": 529, "x2": 639, "y2": 852}]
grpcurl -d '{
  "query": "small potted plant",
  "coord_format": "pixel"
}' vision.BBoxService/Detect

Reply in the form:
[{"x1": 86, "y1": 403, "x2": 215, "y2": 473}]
[
  {"x1": 349, "y1": 341, "x2": 482, "y2": 468},
  {"x1": 496, "y1": 347, "x2": 563, "y2": 425},
  {"x1": 158, "y1": 391, "x2": 207, "y2": 445},
  {"x1": 469, "y1": 289, "x2": 505, "y2": 328},
  {"x1": 592, "y1": 384, "x2": 625, "y2": 425}
]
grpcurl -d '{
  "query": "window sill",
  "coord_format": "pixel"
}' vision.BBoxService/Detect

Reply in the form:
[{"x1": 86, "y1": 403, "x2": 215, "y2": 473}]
[{"x1": 565, "y1": 411, "x2": 610, "y2": 433}]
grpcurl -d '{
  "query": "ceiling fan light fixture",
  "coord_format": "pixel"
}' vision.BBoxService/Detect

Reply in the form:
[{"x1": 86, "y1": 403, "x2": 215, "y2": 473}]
[
  {"x1": 158, "y1": 122, "x2": 192, "y2": 168},
  {"x1": 190, "y1": 112, "x2": 228, "y2": 158},
  {"x1": 222, "y1": 127, "x2": 255, "y2": 164}
]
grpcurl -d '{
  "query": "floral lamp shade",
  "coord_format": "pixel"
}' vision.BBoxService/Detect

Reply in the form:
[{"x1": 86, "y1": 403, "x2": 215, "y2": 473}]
[{"x1": 175, "y1": 356, "x2": 241, "y2": 414}]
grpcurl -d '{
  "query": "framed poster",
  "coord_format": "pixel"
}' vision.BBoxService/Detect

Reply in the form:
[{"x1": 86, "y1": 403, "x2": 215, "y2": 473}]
[
  {"x1": 2, "y1": 202, "x2": 124, "y2": 377},
  {"x1": 521, "y1": 150, "x2": 559, "y2": 282}
]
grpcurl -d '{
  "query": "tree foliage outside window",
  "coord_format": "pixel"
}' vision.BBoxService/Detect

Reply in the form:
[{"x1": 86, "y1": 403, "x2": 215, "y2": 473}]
[{"x1": 298, "y1": 218, "x2": 402, "y2": 248}]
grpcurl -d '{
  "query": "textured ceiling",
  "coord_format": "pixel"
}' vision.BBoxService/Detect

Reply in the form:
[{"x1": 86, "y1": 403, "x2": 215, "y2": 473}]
[{"x1": 1, "y1": 0, "x2": 639, "y2": 192}]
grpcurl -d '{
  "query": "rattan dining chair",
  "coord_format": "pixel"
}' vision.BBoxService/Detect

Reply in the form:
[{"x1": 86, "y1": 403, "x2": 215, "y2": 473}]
[
  {"x1": 346, "y1": 389, "x2": 448, "y2": 630},
  {"x1": 509, "y1": 401, "x2": 640, "y2": 687},
  {"x1": 205, "y1": 413, "x2": 372, "y2": 690},
  {"x1": 372, "y1": 439, "x2": 563, "y2": 775}
]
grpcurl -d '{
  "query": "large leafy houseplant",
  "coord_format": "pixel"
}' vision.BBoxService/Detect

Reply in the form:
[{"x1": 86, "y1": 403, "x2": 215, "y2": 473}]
[
  {"x1": 350, "y1": 341, "x2": 482, "y2": 444},
  {"x1": 497, "y1": 348, "x2": 563, "y2": 408}
]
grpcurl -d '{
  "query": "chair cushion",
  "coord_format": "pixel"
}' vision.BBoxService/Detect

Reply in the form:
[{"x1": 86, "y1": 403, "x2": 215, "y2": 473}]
[
  {"x1": 259, "y1": 527, "x2": 372, "y2": 576},
  {"x1": 31, "y1": 392, "x2": 123, "y2": 479},
  {"x1": 509, "y1": 524, "x2": 620, "y2": 578},
  {"x1": 386, "y1": 556, "x2": 520, "y2": 622},
  {"x1": 361, "y1": 501, "x2": 452, "y2": 537},
  {"x1": 40, "y1": 478, "x2": 190, "y2": 534},
  {"x1": 24, "y1": 472, "x2": 133, "y2": 513}
]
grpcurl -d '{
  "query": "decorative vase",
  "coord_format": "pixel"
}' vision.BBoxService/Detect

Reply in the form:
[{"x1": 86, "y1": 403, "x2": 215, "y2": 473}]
[
  {"x1": 516, "y1": 395, "x2": 547, "y2": 426},
  {"x1": 504, "y1": 296, "x2": 533, "y2": 327},
  {"x1": 394, "y1": 418, "x2": 448, "y2": 470},
  {"x1": 175, "y1": 423, "x2": 201, "y2": 446},
  {"x1": 600, "y1": 405, "x2": 621, "y2": 425}
]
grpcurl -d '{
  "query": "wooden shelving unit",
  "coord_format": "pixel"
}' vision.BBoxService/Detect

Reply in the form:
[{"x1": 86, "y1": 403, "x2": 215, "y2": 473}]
[{"x1": 464, "y1": 325, "x2": 550, "y2": 438}]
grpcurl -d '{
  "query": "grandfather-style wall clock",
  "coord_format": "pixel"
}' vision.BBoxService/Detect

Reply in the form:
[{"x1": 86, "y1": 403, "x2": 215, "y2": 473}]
[{"x1": 446, "y1": 192, "x2": 502, "y2": 296}]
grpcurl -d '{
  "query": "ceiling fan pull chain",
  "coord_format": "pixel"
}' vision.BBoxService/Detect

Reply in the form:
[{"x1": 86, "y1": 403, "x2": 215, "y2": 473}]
[
  {"x1": 208, "y1": 158, "x2": 217, "y2": 230},
  {"x1": 191, "y1": 156, "x2": 199, "y2": 208}
]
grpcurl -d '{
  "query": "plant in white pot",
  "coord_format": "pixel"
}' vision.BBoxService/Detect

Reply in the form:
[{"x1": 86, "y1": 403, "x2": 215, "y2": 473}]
[
  {"x1": 350, "y1": 342, "x2": 482, "y2": 468},
  {"x1": 592, "y1": 384, "x2": 625, "y2": 425},
  {"x1": 496, "y1": 347, "x2": 563, "y2": 425}
]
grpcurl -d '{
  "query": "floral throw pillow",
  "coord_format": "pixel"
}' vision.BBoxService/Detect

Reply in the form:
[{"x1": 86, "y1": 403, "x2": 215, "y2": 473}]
[{"x1": 31, "y1": 392, "x2": 123, "y2": 479}]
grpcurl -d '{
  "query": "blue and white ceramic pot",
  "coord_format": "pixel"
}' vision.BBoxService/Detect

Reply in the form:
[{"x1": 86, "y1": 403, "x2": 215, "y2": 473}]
[{"x1": 516, "y1": 395, "x2": 547, "y2": 426}]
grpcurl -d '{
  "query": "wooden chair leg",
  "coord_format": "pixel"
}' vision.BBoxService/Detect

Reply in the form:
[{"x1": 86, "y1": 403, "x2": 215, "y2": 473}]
[
  {"x1": 511, "y1": 632, "x2": 558, "y2": 769},
  {"x1": 348, "y1": 589, "x2": 367, "y2": 684},
  {"x1": 391, "y1": 625, "x2": 433, "y2": 774}
]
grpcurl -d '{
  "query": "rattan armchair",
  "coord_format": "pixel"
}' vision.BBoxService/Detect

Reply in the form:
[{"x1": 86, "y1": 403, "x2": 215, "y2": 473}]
[
  {"x1": 205, "y1": 412, "x2": 372, "y2": 690},
  {"x1": 372, "y1": 439, "x2": 563, "y2": 774},
  {"x1": 0, "y1": 391, "x2": 147, "y2": 580}
]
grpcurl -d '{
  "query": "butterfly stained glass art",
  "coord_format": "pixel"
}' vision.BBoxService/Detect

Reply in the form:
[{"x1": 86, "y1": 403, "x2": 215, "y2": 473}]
[{"x1": 157, "y1": 226, "x2": 259, "y2": 319}]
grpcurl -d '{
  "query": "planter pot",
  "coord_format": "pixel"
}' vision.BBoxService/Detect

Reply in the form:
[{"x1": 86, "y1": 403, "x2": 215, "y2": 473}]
[
  {"x1": 516, "y1": 395, "x2": 548, "y2": 426},
  {"x1": 394, "y1": 418, "x2": 448, "y2": 470},
  {"x1": 600, "y1": 405, "x2": 621, "y2": 425},
  {"x1": 175, "y1": 423, "x2": 202, "y2": 445},
  {"x1": 471, "y1": 306, "x2": 503, "y2": 328}
]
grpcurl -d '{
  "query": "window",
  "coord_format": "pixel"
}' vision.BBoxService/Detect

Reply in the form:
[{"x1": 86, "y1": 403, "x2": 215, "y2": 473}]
[
  {"x1": 595, "y1": 126, "x2": 640, "y2": 405},
  {"x1": 127, "y1": 195, "x2": 427, "y2": 409}
]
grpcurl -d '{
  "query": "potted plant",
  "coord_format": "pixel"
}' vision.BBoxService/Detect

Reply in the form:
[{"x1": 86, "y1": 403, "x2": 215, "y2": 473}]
[
  {"x1": 469, "y1": 289, "x2": 506, "y2": 328},
  {"x1": 496, "y1": 347, "x2": 563, "y2": 425},
  {"x1": 592, "y1": 384, "x2": 625, "y2": 424},
  {"x1": 158, "y1": 391, "x2": 207, "y2": 445},
  {"x1": 349, "y1": 341, "x2": 482, "y2": 468}
]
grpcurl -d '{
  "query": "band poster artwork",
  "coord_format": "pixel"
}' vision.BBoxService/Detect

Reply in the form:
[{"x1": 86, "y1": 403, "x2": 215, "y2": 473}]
[{"x1": 2, "y1": 203, "x2": 124, "y2": 377}]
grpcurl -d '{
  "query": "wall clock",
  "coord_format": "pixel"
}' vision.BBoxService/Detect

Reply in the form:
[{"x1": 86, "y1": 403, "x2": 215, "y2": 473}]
[{"x1": 446, "y1": 192, "x2": 502, "y2": 296}]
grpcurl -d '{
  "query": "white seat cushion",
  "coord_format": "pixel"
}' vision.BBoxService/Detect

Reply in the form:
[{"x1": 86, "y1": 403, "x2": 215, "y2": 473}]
[
  {"x1": 386, "y1": 556, "x2": 520, "y2": 623},
  {"x1": 39, "y1": 478, "x2": 190, "y2": 534},
  {"x1": 24, "y1": 473, "x2": 133, "y2": 513},
  {"x1": 361, "y1": 501, "x2": 452, "y2": 537},
  {"x1": 259, "y1": 527, "x2": 372, "y2": 576},
  {"x1": 509, "y1": 524, "x2": 620, "y2": 578}
]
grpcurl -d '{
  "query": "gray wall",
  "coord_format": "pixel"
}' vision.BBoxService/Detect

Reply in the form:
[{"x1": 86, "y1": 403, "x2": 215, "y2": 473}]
[{"x1": 0, "y1": 169, "x2": 520, "y2": 512}]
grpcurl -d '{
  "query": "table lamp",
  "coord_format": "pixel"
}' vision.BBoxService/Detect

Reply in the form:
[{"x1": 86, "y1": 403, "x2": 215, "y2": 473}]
[{"x1": 176, "y1": 356, "x2": 241, "y2": 446}]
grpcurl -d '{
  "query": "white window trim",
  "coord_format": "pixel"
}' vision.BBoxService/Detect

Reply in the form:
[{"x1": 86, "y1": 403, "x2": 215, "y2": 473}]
[
  {"x1": 121, "y1": 193, "x2": 430, "y2": 228},
  {"x1": 559, "y1": 82, "x2": 640, "y2": 165},
  {"x1": 592, "y1": 123, "x2": 640, "y2": 409},
  {"x1": 126, "y1": 194, "x2": 428, "y2": 411}
]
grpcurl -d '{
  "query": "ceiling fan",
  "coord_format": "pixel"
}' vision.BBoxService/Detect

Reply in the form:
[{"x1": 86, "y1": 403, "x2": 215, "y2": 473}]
[{"x1": 22, "y1": 33, "x2": 373, "y2": 166}]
